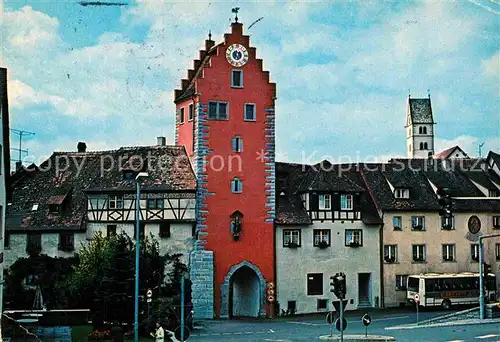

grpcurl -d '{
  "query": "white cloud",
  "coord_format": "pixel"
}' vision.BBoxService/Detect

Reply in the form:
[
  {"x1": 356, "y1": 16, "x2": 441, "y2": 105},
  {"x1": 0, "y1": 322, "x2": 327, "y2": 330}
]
[
  {"x1": 435, "y1": 136, "x2": 500, "y2": 157},
  {"x1": 482, "y1": 52, "x2": 500, "y2": 79},
  {"x1": 8, "y1": 79, "x2": 65, "y2": 109}
]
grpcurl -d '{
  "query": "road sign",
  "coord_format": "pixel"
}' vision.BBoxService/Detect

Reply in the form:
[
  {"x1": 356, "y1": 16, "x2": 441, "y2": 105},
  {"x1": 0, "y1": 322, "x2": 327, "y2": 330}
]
[
  {"x1": 362, "y1": 313, "x2": 371, "y2": 326},
  {"x1": 332, "y1": 300, "x2": 348, "y2": 313},
  {"x1": 147, "y1": 298, "x2": 152, "y2": 303},
  {"x1": 174, "y1": 326, "x2": 190, "y2": 341},
  {"x1": 335, "y1": 317, "x2": 348, "y2": 332},
  {"x1": 326, "y1": 311, "x2": 335, "y2": 324},
  {"x1": 147, "y1": 289, "x2": 152, "y2": 298},
  {"x1": 414, "y1": 294, "x2": 420, "y2": 303}
]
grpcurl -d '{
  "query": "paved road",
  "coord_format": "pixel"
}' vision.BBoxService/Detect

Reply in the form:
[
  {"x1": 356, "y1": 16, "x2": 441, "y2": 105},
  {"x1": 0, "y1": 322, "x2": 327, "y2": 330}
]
[{"x1": 188, "y1": 308, "x2": 500, "y2": 341}]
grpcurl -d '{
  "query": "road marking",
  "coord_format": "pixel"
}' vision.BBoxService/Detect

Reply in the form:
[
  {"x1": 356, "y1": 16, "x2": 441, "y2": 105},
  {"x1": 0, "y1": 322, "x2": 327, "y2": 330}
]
[
  {"x1": 269, "y1": 329, "x2": 275, "y2": 333},
  {"x1": 286, "y1": 321, "x2": 321, "y2": 326},
  {"x1": 372, "y1": 315, "x2": 411, "y2": 322},
  {"x1": 446, "y1": 340, "x2": 465, "y2": 342},
  {"x1": 476, "y1": 335, "x2": 500, "y2": 339}
]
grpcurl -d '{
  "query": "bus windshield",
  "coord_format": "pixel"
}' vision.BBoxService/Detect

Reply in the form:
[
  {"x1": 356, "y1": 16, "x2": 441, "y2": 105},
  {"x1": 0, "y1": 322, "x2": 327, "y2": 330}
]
[{"x1": 408, "y1": 277, "x2": 419, "y2": 292}]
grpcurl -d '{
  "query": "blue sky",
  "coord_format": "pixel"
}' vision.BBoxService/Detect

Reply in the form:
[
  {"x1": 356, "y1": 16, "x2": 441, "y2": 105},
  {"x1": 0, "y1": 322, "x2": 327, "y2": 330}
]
[{"x1": 1, "y1": 0, "x2": 499, "y2": 167}]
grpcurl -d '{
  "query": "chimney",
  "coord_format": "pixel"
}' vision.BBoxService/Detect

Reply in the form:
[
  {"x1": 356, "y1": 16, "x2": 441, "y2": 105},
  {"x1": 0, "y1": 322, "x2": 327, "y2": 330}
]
[
  {"x1": 157, "y1": 137, "x2": 166, "y2": 146},
  {"x1": 77, "y1": 142, "x2": 87, "y2": 153},
  {"x1": 15, "y1": 161, "x2": 22, "y2": 171}
]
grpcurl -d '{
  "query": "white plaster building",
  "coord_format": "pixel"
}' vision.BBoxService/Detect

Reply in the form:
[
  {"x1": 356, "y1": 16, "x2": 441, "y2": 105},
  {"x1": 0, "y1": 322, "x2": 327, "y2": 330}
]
[
  {"x1": 274, "y1": 162, "x2": 383, "y2": 314},
  {"x1": 405, "y1": 95, "x2": 436, "y2": 158}
]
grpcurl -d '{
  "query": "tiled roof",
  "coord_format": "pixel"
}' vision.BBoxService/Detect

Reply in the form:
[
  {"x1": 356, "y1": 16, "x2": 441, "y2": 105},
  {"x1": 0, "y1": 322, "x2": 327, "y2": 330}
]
[
  {"x1": 408, "y1": 98, "x2": 433, "y2": 124},
  {"x1": 434, "y1": 146, "x2": 468, "y2": 159},
  {"x1": 275, "y1": 162, "x2": 382, "y2": 225},
  {"x1": 488, "y1": 151, "x2": 500, "y2": 169},
  {"x1": 7, "y1": 145, "x2": 196, "y2": 232}
]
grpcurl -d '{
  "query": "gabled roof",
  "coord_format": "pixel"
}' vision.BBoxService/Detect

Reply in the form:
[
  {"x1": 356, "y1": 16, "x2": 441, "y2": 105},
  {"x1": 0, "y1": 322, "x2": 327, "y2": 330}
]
[
  {"x1": 407, "y1": 98, "x2": 434, "y2": 124},
  {"x1": 7, "y1": 145, "x2": 196, "y2": 232},
  {"x1": 487, "y1": 151, "x2": 500, "y2": 170},
  {"x1": 434, "y1": 146, "x2": 468, "y2": 159}
]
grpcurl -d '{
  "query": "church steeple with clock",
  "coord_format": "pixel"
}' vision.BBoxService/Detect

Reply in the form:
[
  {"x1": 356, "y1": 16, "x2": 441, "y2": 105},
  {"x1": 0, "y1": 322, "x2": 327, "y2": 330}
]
[{"x1": 174, "y1": 12, "x2": 277, "y2": 319}]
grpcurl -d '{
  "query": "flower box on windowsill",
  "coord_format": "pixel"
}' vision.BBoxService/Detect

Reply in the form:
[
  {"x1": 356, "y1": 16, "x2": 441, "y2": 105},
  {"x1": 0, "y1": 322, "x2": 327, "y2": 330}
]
[
  {"x1": 444, "y1": 257, "x2": 454, "y2": 262},
  {"x1": 442, "y1": 225, "x2": 453, "y2": 230},
  {"x1": 384, "y1": 256, "x2": 396, "y2": 263},
  {"x1": 348, "y1": 241, "x2": 360, "y2": 248},
  {"x1": 413, "y1": 257, "x2": 425, "y2": 262},
  {"x1": 412, "y1": 225, "x2": 424, "y2": 231},
  {"x1": 287, "y1": 242, "x2": 299, "y2": 249},
  {"x1": 317, "y1": 241, "x2": 329, "y2": 249}
]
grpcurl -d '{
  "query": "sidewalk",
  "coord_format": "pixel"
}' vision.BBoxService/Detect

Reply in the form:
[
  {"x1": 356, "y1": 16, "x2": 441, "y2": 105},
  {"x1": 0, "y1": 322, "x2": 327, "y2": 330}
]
[{"x1": 385, "y1": 317, "x2": 500, "y2": 330}]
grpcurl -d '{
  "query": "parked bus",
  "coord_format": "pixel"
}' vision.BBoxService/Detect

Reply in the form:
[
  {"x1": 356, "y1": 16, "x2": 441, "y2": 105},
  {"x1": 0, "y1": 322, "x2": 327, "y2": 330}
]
[{"x1": 406, "y1": 272, "x2": 497, "y2": 309}]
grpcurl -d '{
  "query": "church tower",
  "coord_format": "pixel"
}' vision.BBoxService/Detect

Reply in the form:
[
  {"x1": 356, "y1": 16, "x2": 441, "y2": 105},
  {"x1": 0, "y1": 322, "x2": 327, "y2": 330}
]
[
  {"x1": 174, "y1": 12, "x2": 276, "y2": 319},
  {"x1": 405, "y1": 94, "x2": 435, "y2": 158}
]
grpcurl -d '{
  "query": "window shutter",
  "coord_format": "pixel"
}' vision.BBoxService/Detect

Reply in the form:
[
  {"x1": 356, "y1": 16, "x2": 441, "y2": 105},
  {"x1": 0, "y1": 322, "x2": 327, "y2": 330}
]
[{"x1": 232, "y1": 137, "x2": 237, "y2": 152}]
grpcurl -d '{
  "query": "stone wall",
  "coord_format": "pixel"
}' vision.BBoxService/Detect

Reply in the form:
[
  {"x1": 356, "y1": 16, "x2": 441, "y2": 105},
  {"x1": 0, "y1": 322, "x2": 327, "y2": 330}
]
[{"x1": 189, "y1": 250, "x2": 214, "y2": 319}]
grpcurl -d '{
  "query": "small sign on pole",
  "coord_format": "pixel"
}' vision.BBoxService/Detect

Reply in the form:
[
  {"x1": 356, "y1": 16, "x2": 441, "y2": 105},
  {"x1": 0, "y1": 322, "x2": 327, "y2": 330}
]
[
  {"x1": 147, "y1": 289, "x2": 152, "y2": 298},
  {"x1": 414, "y1": 293, "x2": 420, "y2": 325},
  {"x1": 362, "y1": 313, "x2": 371, "y2": 337}
]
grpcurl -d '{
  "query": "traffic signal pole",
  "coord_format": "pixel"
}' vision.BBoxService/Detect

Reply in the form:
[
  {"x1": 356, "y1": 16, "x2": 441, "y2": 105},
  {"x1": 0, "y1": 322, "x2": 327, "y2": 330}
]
[
  {"x1": 479, "y1": 233, "x2": 500, "y2": 319},
  {"x1": 339, "y1": 299, "x2": 344, "y2": 342}
]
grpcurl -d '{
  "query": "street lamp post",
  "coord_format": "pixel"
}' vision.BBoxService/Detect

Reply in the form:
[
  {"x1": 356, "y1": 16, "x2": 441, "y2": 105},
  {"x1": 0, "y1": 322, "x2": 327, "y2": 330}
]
[{"x1": 135, "y1": 172, "x2": 149, "y2": 342}]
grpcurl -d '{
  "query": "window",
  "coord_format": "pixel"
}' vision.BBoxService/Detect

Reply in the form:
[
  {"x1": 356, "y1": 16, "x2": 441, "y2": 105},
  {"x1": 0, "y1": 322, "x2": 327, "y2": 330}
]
[
  {"x1": 412, "y1": 244, "x2": 426, "y2": 262},
  {"x1": 108, "y1": 195, "x2": 123, "y2": 209},
  {"x1": 442, "y1": 244, "x2": 456, "y2": 262},
  {"x1": 107, "y1": 225, "x2": 117, "y2": 237},
  {"x1": 393, "y1": 216, "x2": 402, "y2": 230},
  {"x1": 59, "y1": 233, "x2": 74, "y2": 252},
  {"x1": 340, "y1": 194, "x2": 353, "y2": 210},
  {"x1": 159, "y1": 222, "x2": 171, "y2": 238},
  {"x1": 470, "y1": 244, "x2": 479, "y2": 262},
  {"x1": 396, "y1": 275, "x2": 408, "y2": 291},
  {"x1": 394, "y1": 188, "x2": 409, "y2": 199},
  {"x1": 244, "y1": 103, "x2": 256, "y2": 121},
  {"x1": 287, "y1": 301, "x2": 296, "y2": 313},
  {"x1": 26, "y1": 233, "x2": 42, "y2": 253},
  {"x1": 134, "y1": 222, "x2": 146, "y2": 240},
  {"x1": 188, "y1": 103, "x2": 194, "y2": 121},
  {"x1": 419, "y1": 142, "x2": 424, "y2": 150},
  {"x1": 345, "y1": 229, "x2": 362, "y2": 247},
  {"x1": 319, "y1": 194, "x2": 331, "y2": 210},
  {"x1": 313, "y1": 229, "x2": 330, "y2": 247},
  {"x1": 317, "y1": 299, "x2": 328, "y2": 310},
  {"x1": 147, "y1": 199, "x2": 164, "y2": 209},
  {"x1": 208, "y1": 101, "x2": 228, "y2": 120},
  {"x1": 179, "y1": 107, "x2": 185, "y2": 124},
  {"x1": 283, "y1": 229, "x2": 300, "y2": 247},
  {"x1": 424, "y1": 142, "x2": 428, "y2": 149},
  {"x1": 493, "y1": 216, "x2": 500, "y2": 228},
  {"x1": 496, "y1": 243, "x2": 500, "y2": 261},
  {"x1": 307, "y1": 273, "x2": 323, "y2": 296},
  {"x1": 232, "y1": 136, "x2": 243, "y2": 152},
  {"x1": 411, "y1": 216, "x2": 425, "y2": 230},
  {"x1": 231, "y1": 70, "x2": 243, "y2": 88},
  {"x1": 488, "y1": 189, "x2": 498, "y2": 197},
  {"x1": 4, "y1": 232, "x2": 10, "y2": 249},
  {"x1": 441, "y1": 215, "x2": 454, "y2": 230},
  {"x1": 384, "y1": 245, "x2": 398, "y2": 263},
  {"x1": 231, "y1": 177, "x2": 242, "y2": 193},
  {"x1": 48, "y1": 204, "x2": 59, "y2": 213}
]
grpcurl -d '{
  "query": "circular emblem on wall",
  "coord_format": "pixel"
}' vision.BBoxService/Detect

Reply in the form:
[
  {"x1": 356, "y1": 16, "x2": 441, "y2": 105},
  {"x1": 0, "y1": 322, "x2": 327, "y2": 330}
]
[
  {"x1": 468, "y1": 215, "x2": 481, "y2": 234},
  {"x1": 226, "y1": 44, "x2": 249, "y2": 67}
]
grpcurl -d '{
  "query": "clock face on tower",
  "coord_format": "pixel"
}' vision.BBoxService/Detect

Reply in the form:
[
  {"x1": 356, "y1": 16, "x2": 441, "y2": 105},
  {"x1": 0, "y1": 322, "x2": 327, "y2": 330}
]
[{"x1": 226, "y1": 44, "x2": 249, "y2": 67}]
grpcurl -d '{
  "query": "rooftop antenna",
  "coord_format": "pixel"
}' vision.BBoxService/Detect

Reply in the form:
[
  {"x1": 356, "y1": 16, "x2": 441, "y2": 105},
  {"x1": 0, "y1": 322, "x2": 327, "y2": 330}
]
[
  {"x1": 232, "y1": 7, "x2": 240, "y2": 23},
  {"x1": 427, "y1": 88, "x2": 431, "y2": 98},
  {"x1": 408, "y1": 89, "x2": 411, "y2": 98},
  {"x1": 10, "y1": 128, "x2": 35, "y2": 167},
  {"x1": 248, "y1": 17, "x2": 264, "y2": 30},
  {"x1": 478, "y1": 142, "x2": 485, "y2": 158}
]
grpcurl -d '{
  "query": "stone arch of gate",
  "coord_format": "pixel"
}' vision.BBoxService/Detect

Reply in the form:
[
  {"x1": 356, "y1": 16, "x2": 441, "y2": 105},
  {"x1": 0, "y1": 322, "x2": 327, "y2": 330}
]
[{"x1": 220, "y1": 260, "x2": 267, "y2": 318}]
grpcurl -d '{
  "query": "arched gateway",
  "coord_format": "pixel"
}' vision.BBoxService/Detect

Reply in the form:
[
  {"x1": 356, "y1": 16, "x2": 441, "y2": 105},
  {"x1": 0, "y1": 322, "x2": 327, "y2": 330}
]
[{"x1": 220, "y1": 261, "x2": 267, "y2": 318}]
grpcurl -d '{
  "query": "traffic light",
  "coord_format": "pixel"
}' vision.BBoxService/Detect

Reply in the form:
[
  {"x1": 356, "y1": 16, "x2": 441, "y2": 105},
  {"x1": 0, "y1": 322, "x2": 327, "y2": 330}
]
[
  {"x1": 330, "y1": 274, "x2": 338, "y2": 297},
  {"x1": 330, "y1": 273, "x2": 346, "y2": 299},
  {"x1": 437, "y1": 187, "x2": 453, "y2": 218}
]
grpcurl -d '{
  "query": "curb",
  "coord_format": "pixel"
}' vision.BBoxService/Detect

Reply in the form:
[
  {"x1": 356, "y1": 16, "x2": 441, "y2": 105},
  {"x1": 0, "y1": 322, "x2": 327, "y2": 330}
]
[
  {"x1": 320, "y1": 335, "x2": 395, "y2": 341},
  {"x1": 385, "y1": 318, "x2": 500, "y2": 330}
]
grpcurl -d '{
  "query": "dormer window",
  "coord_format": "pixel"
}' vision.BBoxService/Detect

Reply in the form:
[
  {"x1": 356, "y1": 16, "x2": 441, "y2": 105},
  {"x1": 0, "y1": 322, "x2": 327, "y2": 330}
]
[
  {"x1": 489, "y1": 189, "x2": 499, "y2": 197},
  {"x1": 319, "y1": 194, "x2": 331, "y2": 210},
  {"x1": 48, "y1": 204, "x2": 59, "y2": 213},
  {"x1": 340, "y1": 194, "x2": 353, "y2": 211},
  {"x1": 122, "y1": 170, "x2": 136, "y2": 181},
  {"x1": 394, "y1": 188, "x2": 410, "y2": 199}
]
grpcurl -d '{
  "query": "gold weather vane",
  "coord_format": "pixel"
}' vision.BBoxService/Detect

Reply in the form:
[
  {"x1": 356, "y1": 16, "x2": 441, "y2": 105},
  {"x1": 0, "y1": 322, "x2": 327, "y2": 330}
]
[{"x1": 232, "y1": 7, "x2": 240, "y2": 23}]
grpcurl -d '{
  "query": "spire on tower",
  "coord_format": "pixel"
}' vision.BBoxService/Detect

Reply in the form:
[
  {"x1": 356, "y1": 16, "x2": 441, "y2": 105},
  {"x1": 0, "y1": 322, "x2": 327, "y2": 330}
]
[
  {"x1": 208, "y1": 30, "x2": 212, "y2": 41},
  {"x1": 232, "y1": 7, "x2": 240, "y2": 23},
  {"x1": 427, "y1": 88, "x2": 431, "y2": 98}
]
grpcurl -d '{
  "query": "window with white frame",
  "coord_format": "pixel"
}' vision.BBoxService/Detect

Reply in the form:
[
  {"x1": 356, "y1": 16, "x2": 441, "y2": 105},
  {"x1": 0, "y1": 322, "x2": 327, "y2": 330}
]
[
  {"x1": 231, "y1": 177, "x2": 242, "y2": 193},
  {"x1": 493, "y1": 216, "x2": 500, "y2": 229},
  {"x1": 231, "y1": 70, "x2": 243, "y2": 88},
  {"x1": 108, "y1": 195, "x2": 123, "y2": 209},
  {"x1": 396, "y1": 275, "x2": 408, "y2": 291},
  {"x1": 345, "y1": 229, "x2": 362, "y2": 246},
  {"x1": 412, "y1": 244, "x2": 426, "y2": 262},
  {"x1": 471, "y1": 244, "x2": 480, "y2": 261},
  {"x1": 319, "y1": 194, "x2": 331, "y2": 210},
  {"x1": 411, "y1": 216, "x2": 425, "y2": 230},
  {"x1": 393, "y1": 216, "x2": 402, "y2": 230},
  {"x1": 208, "y1": 101, "x2": 228, "y2": 120},
  {"x1": 283, "y1": 229, "x2": 300, "y2": 247},
  {"x1": 244, "y1": 103, "x2": 256, "y2": 121},
  {"x1": 441, "y1": 215, "x2": 454, "y2": 229},
  {"x1": 188, "y1": 103, "x2": 194, "y2": 121},
  {"x1": 442, "y1": 244, "x2": 456, "y2": 262},
  {"x1": 340, "y1": 194, "x2": 353, "y2": 210},
  {"x1": 496, "y1": 243, "x2": 500, "y2": 261},
  {"x1": 232, "y1": 136, "x2": 243, "y2": 153},
  {"x1": 384, "y1": 245, "x2": 398, "y2": 263},
  {"x1": 394, "y1": 188, "x2": 410, "y2": 199},
  {"x1": 313, "y1": 229, "x2": 330, "y2": 247}
]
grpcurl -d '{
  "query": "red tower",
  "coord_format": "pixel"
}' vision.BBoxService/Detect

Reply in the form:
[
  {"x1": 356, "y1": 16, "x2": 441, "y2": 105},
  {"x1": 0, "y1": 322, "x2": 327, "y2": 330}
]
[{"x1": 175, "y1": 18, "x2": 276, "y2": 319}]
